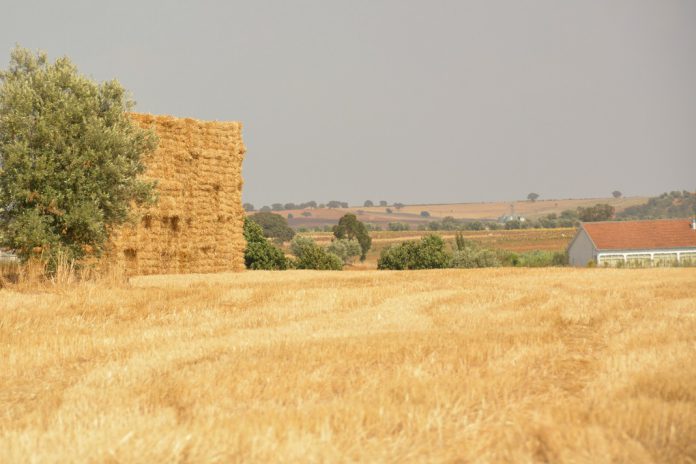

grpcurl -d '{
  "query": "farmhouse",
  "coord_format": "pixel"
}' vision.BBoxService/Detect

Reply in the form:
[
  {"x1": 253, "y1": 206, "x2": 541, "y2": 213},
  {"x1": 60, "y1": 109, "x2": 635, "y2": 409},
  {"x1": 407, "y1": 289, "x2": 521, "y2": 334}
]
[
  {"x1": 109, "y1": 113, "x2": 247, "y2": 275},
  {"x1": 568, "y1": 218, "x2": 696, "y2": 266}
]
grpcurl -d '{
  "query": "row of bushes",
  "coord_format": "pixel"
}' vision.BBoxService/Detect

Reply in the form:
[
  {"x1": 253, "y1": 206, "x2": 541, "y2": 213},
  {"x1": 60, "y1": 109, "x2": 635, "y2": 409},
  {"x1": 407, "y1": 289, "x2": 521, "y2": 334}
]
[
  {"x1": 244, "y1": 218, "x2": 362, "y2": 271},
  {"x1": 377, "y1": 234, "x2": 568, "y2": 270}
]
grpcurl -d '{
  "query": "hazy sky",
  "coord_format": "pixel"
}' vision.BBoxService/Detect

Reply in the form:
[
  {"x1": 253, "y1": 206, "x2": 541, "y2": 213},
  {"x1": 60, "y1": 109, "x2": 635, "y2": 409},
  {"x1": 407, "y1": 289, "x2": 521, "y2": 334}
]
[{"x1": 2, "y1": 1, "x2": 695, "y2": 207}]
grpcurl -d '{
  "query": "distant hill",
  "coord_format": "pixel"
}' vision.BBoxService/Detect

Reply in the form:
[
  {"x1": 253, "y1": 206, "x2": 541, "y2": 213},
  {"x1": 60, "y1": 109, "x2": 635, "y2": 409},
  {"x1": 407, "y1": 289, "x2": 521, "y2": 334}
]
[
  {"x1": 617, "y1": 191, "x2": 696, "y2": 220},
  {"x1": 254, "y1": 196, "x2": 649, "y2": 229}
]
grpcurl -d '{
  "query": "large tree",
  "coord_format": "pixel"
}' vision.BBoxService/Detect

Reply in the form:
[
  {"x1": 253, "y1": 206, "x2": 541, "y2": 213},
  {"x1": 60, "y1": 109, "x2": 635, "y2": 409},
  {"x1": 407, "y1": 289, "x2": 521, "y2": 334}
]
[{"x1": 0, "y1": 47, "x2": 157, "y2": 263}]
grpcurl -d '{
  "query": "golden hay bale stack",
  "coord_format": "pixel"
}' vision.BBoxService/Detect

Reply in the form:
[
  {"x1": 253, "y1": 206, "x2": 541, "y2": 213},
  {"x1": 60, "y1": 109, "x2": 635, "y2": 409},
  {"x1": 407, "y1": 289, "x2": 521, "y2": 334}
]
[{"x1": 109, "y1": 113, "x2": 247, "y2": 275}]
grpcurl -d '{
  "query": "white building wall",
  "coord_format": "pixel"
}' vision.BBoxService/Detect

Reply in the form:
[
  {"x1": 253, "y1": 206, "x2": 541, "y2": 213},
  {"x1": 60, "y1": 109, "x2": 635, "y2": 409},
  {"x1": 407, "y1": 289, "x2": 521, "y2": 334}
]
[
  {"x1": 568, "y1": 229, "x2": 596, "y2": 266},
  {"x1": 597, "y1": 249, "x2": 696, "y2": 266}
]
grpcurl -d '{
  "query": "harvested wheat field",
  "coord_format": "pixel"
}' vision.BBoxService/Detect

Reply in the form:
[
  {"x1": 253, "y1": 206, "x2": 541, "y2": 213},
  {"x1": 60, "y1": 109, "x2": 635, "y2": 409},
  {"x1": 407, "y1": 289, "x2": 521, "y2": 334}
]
[{"x1": 1, "y1": 268, "x2": 695, "y2": 462}]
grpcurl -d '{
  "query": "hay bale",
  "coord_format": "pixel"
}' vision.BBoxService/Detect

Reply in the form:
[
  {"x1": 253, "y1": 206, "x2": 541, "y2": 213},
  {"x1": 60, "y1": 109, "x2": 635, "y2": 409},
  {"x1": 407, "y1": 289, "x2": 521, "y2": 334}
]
[{"x1": 109, "y1": 113, "x2": 247, "y2": 275}]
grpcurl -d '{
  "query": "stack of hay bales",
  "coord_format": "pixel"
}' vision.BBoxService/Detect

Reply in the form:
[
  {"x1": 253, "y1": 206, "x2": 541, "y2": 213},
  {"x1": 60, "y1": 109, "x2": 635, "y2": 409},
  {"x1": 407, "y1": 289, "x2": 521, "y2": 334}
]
[{"x1": 109, "y1": 113, "x2": 247, "y2": 275}]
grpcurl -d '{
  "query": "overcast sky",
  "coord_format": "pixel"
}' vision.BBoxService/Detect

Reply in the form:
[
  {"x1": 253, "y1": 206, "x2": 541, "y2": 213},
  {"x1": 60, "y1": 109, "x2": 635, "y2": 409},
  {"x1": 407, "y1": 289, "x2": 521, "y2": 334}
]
[{"x1": 2, "y1": 1, "x2": 695, "y2": 207}]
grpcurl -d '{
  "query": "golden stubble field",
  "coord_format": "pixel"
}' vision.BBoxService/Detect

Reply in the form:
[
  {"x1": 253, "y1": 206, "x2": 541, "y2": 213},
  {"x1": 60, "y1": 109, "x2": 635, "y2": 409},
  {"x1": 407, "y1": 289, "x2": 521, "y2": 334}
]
[{"x1": 1, "y1": 268, "x2": 695, "y2": 463}]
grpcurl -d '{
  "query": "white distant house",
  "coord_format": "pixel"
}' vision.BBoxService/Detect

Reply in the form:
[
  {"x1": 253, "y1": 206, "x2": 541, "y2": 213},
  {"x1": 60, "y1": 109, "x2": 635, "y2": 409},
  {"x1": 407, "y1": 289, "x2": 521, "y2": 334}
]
[{"x1": 567, "y1": 218, "x2": 696, "y2": 266}]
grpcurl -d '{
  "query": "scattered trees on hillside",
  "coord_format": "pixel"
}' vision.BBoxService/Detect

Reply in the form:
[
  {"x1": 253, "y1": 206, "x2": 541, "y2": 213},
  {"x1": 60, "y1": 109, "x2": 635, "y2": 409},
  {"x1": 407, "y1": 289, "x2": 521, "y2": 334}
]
[
  {"x1": 618, "y1": 191, "x2": 696, "y2": 219},
  {"x1": 0, "y1": 47, "x2": 157, "y2": 264},
  {"x1": 333, "y1": 214, "x2": 372, "y2": 261},
  {"x1": 248, "y1": 212, "x2": 295, "y2": 242}
]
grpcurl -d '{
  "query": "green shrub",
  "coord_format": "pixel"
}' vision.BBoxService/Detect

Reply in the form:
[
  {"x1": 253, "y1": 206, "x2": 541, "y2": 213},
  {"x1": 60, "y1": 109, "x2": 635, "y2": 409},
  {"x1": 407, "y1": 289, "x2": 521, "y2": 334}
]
[
  {"x1": 327, "y1": 239, "x2": 361, "y2": 265},
  {"x1": 551, "y1": 251, "x2": 569, "y2": 266},
  {"x1": 450, "y1": 248, "x2": 500, "y2": 268},
  {"x1": 388, "y1": 222, "x2": 410, "y2": 231},
  {"x1": 515, "y1": 250, "x2": 557, "y2": 267},
  {"x1": 290, "y1": 236, "x2": 343, "y2": 270},
  {"x1": 243, "y1": 218, "x2": 288, "y2": 270},
  {"x1": 244, "y1": 241, "x2": 288, "y2": 270},
  {"x1": 377, "y1": 235, "x2": 450, "y2": 270}
]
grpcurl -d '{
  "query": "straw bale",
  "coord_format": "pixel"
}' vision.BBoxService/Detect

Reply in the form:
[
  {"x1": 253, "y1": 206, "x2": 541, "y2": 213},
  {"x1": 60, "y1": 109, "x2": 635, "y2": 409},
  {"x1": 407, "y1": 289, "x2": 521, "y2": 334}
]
[{"x1": 108, "y1": 113, "x2": 247, "y2": 275}]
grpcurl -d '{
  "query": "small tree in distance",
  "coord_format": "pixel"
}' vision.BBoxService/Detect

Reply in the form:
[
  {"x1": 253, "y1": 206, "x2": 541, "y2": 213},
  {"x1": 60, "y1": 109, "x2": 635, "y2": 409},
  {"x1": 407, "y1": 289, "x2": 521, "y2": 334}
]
[
  {"x1": 243, "y1": 203, "x2": 255, "y2": 212},
  {"x1": 248, "y1": 212, "x2": 295, "y2": 242},
  {"x1": 333, "y1": 214, "x2": 372, "y2": 261},
  {"x1": 364, "y1": 200, "x2": 374, "y2": 207},
  {"x1": 612, "y1": 190, "x2": 622, "y2": 199},
  {"x1": 527, "y1": 193, "x2": 540, "y2": 202}
]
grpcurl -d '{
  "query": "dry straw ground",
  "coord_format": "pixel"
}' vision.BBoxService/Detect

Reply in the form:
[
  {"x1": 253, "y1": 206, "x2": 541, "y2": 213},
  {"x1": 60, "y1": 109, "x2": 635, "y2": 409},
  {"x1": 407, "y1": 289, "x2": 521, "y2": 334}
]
[{"x1": 1, "y1": 268, "x2": 695, "y2": 462}]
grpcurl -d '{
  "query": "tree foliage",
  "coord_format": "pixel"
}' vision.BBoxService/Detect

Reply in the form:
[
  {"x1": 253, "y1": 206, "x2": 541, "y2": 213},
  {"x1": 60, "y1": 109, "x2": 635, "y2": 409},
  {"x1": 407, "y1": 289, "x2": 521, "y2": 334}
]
[
  {"x1": 617, "y1": 191, "x2": 696, "y2": 220},
  {"x1": 332, "y1": 213, "x2": 371, "y2": 261},
  {"x1": 326, "y1": 238, "x2": 361, "y2": 265},
  {"x1": 290, "y1": 236, "x2": 342, "y2": 270},
  {"x1": 527, "y1": 192, "x2": 540, "y2": 202},
  {"x1": 577, "y1": 204, "x2": 614, "y2": 222},
  {"x1": 242, "y1": 218, "x2": 287, "y2": 270},
  {"x1": 377, "y1": 235, "x2": 449, "y2": 270},
  {"x1": 0, "y1": 47, "x2": 157, "y2": 263},
  {"x1": 248, "y1": 212, "x2": 295, "y2": 242},
  {"x1": 388, "y1": 222, "x2": 409, "y2": 231}
]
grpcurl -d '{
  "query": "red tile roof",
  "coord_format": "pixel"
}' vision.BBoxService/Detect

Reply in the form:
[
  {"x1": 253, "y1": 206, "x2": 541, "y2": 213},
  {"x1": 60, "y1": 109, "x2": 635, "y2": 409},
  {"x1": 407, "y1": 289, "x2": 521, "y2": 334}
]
[{"x1": 582, "y1": 219, "x2": 696, "y2": 251}]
